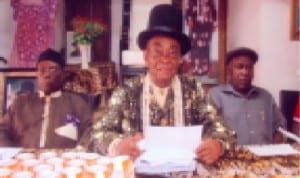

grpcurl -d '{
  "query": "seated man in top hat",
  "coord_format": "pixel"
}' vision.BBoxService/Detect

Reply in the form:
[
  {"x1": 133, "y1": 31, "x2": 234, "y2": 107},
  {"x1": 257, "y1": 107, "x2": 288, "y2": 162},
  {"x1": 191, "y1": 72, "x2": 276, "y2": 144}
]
[
  {"x1": 92, "y1": 4, "x2": 236, "y2": 165},
  {"x1": 0, "y1": 48, "x2": 93, "y2": 149}
]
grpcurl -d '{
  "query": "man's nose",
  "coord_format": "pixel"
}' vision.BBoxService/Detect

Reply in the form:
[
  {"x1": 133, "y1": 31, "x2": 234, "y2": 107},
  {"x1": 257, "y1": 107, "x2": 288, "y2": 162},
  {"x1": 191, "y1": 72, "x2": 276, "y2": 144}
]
[
  {"x1": 160, "y1": 53, "x2": 173, "y2": 63},
  {"x1": 241, "y1": 67, "x2": 252, "y2": 75}
]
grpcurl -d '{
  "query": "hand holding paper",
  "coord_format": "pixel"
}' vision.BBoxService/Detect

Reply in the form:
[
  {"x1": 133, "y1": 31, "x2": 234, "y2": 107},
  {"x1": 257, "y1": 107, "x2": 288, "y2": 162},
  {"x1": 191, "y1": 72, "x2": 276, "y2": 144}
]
[
  {"x1": 195, "y1": 138, "x2": 223, "y2": 165},
  {"x1": 135, "y1": 126, "x2": 203, "y2": 174},
  {"x1": 109, "y1": 132, "x2": 143, "y2": 160}
]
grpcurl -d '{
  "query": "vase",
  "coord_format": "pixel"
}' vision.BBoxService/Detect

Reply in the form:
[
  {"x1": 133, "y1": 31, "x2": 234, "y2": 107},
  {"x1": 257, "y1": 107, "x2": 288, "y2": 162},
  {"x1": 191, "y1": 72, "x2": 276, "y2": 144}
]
[{"x1": 78, "y1": 44, "x2": 91, "y2": 69}]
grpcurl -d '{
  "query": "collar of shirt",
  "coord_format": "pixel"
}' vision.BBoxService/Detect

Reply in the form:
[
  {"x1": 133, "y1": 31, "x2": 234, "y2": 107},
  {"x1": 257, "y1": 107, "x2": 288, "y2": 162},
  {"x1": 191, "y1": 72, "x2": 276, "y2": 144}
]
[
  {"x1": 222, "y1": 84, "x2": 259, "y2": 98},
  {"x1": 39, "y1": 90, "x2": 62, "y2": 98},
  {"x1": 150, "y1": 82, "x2": 170, "y2": 108}
]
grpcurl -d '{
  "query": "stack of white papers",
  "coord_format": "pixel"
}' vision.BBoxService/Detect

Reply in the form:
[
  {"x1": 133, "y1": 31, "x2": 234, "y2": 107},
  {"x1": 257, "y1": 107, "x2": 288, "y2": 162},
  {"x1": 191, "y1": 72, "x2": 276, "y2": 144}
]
[
  {"x1": 0, "y1": 147, "x2": 22, "y2": 159},
  {"x1": 246, "y1": 144, "x2": 300, "y2": 156},
  {"x1": 134, "y1": 126, "x2": 202, "y2": 174},
  {"x1": 135, "y1": 148, "x2": 196, "y2": 174}
]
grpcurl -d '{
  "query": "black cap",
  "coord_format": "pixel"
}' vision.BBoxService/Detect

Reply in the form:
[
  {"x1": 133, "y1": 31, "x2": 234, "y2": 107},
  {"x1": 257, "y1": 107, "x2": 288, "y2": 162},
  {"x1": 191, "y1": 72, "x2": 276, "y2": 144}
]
[
  {"x1": 137, "y1": 4, "x2": 191, "y2": 55},
  {"x1": 37, "y1": 48, "x2": 65, "y2": 68},
  {"x1": 226, "y1": 47, "x2": 258, "y2": 65}
]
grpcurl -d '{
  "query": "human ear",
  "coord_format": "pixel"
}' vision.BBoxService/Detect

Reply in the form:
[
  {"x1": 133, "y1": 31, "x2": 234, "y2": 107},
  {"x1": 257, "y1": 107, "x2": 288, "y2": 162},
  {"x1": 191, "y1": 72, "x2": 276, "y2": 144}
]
[{"x1": 143, "y1": 50, "x2": 149, "y2": 67}]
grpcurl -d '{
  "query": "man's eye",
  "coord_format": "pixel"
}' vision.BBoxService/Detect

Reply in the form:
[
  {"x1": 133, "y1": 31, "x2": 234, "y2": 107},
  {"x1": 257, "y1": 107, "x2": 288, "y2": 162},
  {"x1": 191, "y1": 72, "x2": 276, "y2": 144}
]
[
  {"x1": 37, "y1": 69, "x2": 44, "y2": 73},
  {"x1": 169, "y1": 51, "x2": 180, "y2": 58},
  {"x1": 37, "y1": 67, "x2": 60, "y2": 74},
  {"x1": 235, "y1": 64, "x2": 244, "y2": 69},
  {"x1": 152, "y1": 49, "x2": 161, "y2": 57},
  {"x1": 49, "y1": 68, "x2": 56, "y2": 73}
]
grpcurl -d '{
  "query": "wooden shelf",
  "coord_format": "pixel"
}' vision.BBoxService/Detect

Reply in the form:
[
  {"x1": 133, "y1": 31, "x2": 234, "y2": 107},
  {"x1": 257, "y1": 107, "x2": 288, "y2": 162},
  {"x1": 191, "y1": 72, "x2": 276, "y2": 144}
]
[{"x1": 63, "y1": 62, "x2": 117, "y2": 95}]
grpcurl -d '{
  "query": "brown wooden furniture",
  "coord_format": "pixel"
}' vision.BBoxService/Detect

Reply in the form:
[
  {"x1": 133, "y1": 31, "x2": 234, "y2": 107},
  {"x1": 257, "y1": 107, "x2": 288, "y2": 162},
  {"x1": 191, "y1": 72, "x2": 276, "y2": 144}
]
[
  {"x1": 63, "y1": 62, "x2": 117, "y2": 108},
  {"x1": 279, "y1": 90, "x2": 300, "y2": 132}
]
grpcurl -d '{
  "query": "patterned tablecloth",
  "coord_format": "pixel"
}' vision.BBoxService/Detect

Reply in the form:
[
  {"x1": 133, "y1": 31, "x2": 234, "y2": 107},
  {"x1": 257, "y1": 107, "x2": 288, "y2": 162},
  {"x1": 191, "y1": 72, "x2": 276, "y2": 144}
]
[
  {"x1": 1, "y1": 145, "x2": 299, "y2": 178},
  {"x1": 137, "y1": 144, "x2": 300, "y2": 178},
  {"x1": 201, "y1": 144, "x2": 300, "y2": 178}
]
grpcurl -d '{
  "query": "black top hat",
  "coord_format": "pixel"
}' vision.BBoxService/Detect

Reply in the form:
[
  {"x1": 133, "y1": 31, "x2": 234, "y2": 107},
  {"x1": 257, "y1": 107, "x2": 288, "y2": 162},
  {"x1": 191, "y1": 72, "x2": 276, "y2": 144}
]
[
  {"x1": 226, "y1": 47, "x2": 258, "y2": 65},
  {"x1": 37, "y1": 48, "x2": 65, "y2": 68},
  {"x1": 137, "y1": 4, "x2": 191, "y2": 55}
]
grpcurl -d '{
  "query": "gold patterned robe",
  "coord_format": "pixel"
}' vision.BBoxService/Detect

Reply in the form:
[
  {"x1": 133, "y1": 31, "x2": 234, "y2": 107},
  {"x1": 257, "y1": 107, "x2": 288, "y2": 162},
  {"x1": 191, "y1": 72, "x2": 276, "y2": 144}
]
[{"x1": 92, "y1": 75, "x2": 236, "y2": 154}]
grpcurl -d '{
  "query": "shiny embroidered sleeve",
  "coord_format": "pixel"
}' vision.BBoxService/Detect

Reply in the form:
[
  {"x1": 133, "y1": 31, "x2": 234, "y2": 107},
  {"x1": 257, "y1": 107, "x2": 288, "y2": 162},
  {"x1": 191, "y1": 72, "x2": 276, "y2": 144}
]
[
  {"x1": 200, "y1": 100, "x2": 237, "y2": 150},
  {"x1": 191, "y1": 77, "x2": 237, "y2": 150},
  {"x1": 91, "y1": 87, "x2": 127, "y2": 154},
  {"x1": 91, "y1": 76, "x2": 142, "y2": 155}
]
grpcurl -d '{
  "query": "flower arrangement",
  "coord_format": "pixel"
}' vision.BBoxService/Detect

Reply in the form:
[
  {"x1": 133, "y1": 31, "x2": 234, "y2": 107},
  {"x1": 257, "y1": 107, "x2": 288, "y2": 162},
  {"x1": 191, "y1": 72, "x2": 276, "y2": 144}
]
[{"x1": 71, "y1": 16, "x2": 105, "y2": 44}]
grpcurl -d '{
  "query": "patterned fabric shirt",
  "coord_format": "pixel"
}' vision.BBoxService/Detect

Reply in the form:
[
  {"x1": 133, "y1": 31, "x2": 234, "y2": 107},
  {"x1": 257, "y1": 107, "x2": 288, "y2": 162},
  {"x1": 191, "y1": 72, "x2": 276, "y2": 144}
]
[
  {"x1": 92, "y1": 75, "x2": 237, "y2": 154},
  {"x1": 209, "y1": 84, "x2": 286, "y2": 145}
]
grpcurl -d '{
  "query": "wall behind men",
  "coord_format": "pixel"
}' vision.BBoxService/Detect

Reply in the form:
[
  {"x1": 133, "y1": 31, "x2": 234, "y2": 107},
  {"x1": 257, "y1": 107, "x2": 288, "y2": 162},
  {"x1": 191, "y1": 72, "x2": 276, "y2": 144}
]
[
  {"x1": 111, "y1": 0, "x2": 171, "y2": 79},
  {"x1": 0, "y1": 0, "x2": 64, "y2": 68},
  {"x1": 0, "y1": 0, "x2": 15, "y2": 67},
  {"x1": 121, "y1": 0, "x2": 299, "y2": 104},
  {"x1": 0, "y1": 0, "x2": 298, "y2": 104},
  {"x1": 227, "y1": 0, "x2": 299, "y2": 104},
  {"x1": 129, "y1": 0, "x2": 171, "y2": 50}
]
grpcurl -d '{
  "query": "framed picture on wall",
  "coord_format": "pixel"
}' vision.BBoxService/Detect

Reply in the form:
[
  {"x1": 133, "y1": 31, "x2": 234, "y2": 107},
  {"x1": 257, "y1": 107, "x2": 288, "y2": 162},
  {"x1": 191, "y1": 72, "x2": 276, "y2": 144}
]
[
  {"x1": 180, "y1": 0, "x2": 227, "y2": 84},
  {"x1": 66, "y1": 31, "x2": 82, "y2": 65},
  {"x1": 0, "y1": 69, "x2": 37, "y2": 115},
  {"x1": 290, "y1": 0, "x2": 300, "y2": 40}
]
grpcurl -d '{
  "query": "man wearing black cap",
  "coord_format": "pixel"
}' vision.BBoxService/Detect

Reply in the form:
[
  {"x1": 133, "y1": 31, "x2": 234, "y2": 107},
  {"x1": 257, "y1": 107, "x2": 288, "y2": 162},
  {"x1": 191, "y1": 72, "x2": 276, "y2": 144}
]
[
  {"x1": 0, "y1": 48, "x2": 93, "y2": 149},
  {"x1": 92, "y1": 4, "x2": 236, "y2": 165},
  {"x1": 209, "y1": 47, "x2": 286, "y2": 145}
]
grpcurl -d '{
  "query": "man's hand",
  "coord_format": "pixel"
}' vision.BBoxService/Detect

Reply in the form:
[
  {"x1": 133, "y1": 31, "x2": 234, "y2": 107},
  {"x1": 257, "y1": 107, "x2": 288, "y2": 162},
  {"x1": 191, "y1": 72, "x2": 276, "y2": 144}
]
[
  {"x1": 109, "y1": 133, "x2": 143, "y2": 160},
  {"x1": 195, "y1": 138, "x2": 222, "y2": 165}
]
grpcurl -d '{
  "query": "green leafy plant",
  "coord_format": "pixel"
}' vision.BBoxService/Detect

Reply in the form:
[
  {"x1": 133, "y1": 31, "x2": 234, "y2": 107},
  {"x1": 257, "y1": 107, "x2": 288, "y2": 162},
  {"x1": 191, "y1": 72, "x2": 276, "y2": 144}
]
[{"x1": 71, "y1": 16, "x2": 105, "y2": 44}]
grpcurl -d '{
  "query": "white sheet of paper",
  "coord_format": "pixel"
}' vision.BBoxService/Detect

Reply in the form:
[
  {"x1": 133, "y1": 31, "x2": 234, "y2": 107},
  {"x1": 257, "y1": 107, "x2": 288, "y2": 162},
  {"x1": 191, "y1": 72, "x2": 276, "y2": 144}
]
[
  {"x1": 144, "y1": 125, "x2": 203, "y2": 151},
  {"x1": 0, "y1": 147, "x2": 22, "y2": 159},
  {"x1": 135, "y1": 126, "x2": 202, "y2": 174},
  {"x1": 246, "y1": 144, "x2": 300, "y2": 156},
  {"x1": 135, "y1": 157, "x2": 196, "y2": 174}
]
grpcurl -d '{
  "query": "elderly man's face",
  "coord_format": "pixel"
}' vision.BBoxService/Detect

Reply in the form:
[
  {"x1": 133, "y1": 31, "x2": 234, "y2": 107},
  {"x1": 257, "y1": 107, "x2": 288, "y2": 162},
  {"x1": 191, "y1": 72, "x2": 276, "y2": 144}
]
[
  {"x1": 37, "y1": 60, "x2": 63, "y2": 95},
  {"x1": 144, "y1": 36, "x2": 181, "y2": 87},
  {"x1": 227, "y1": 56, "x2": 254, "y2": 95}
]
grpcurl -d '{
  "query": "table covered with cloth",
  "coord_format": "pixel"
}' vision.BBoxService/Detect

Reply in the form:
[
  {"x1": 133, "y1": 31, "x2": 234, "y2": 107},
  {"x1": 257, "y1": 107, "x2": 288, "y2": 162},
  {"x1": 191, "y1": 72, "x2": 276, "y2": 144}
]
[
  {"x1": 0, "y1": 145, "x2": 299, "y2": 178},
  {"x1": 136, "y1": 144, "x2": 300, "y2": 178}
]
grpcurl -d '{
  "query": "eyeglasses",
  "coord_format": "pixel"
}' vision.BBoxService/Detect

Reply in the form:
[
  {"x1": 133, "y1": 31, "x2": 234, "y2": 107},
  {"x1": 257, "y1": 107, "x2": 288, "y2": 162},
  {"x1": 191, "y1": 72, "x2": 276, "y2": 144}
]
[{"x1": 37, "y1": 66, "x2": 61, "y2": 75}]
